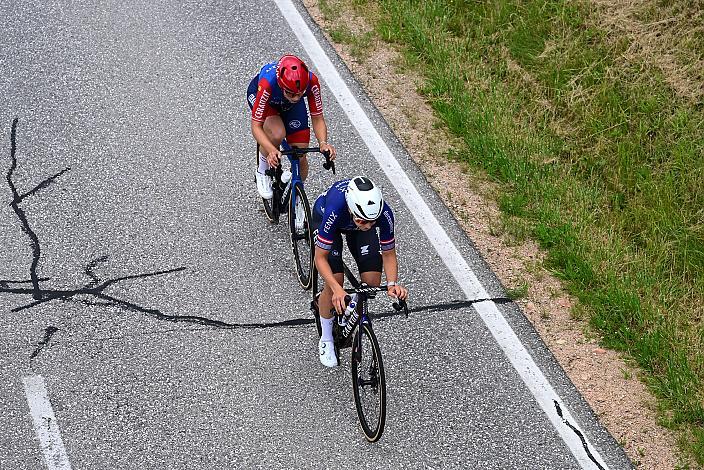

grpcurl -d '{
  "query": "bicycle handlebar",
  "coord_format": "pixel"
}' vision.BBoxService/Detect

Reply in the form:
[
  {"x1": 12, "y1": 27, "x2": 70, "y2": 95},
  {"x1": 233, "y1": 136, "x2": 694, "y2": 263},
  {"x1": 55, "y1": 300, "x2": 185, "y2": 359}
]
[
  {"x1": 279, "y1": 146, "x2": 335, "y2": 174},
  {"x1": 344, "y1": 284, "x2": 409, "y2": 318}
]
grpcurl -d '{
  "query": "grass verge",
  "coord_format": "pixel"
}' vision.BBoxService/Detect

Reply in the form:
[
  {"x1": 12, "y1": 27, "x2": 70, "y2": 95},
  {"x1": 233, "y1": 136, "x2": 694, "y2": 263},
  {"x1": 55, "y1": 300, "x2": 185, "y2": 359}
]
[{"x1": 316, "y1": 0, "x2": 704, "y2": 465}]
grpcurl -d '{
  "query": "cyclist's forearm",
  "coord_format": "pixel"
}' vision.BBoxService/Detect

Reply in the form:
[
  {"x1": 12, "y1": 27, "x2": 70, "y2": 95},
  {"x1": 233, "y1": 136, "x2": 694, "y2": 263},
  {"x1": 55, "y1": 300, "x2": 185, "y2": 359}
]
[
  {"x1": 381, "y1": 249, "x2": 399, "y2": 283},
  {"x1": 311, "y1": 114, "x2": 328, "y2": 144}
]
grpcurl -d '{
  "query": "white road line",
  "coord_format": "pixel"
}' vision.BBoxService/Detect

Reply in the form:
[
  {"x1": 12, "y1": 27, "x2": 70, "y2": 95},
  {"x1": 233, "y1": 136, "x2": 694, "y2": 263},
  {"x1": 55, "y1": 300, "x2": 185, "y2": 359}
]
[
  {"x1": 275, "y1": 1, "x2": 609, "y2": 468},
  {"x1": 23, "y1": 375, "x2": 72, "y2": 470}
]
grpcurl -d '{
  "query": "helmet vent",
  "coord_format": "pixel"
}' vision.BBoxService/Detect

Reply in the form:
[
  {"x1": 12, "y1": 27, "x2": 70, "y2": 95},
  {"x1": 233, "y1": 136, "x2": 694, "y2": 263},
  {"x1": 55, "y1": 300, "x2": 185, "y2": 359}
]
[
  {"x1": 354, "y1": 177, "x2": 374, "y2": 191},
  {"x1": 355, "y1": 203, "x2": 369, "y2": 219}
]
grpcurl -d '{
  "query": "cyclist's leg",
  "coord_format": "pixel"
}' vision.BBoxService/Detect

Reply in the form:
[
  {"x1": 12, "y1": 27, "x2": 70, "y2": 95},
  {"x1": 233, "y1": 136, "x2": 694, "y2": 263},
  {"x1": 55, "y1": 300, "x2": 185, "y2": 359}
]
[
  {"x1": 346, "y1": 229, "x2": 383, "y2": 286},
  {"x1": 316, "y1": 233, "x2": 344, "y2": 366},
  {"x1": 281, "y1": 102, "x2": 311, "y2": 180},
  {"x1": 258, "y1": 116, "x2": 286, "y2": 170}
]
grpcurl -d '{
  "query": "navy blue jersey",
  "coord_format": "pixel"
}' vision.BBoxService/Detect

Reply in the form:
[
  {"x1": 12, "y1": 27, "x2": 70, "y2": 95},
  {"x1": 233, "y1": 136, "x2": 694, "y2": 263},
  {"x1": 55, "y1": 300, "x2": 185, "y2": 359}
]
[{"x1": 313, "y1": 179, "x2": 395, "y2": 252}]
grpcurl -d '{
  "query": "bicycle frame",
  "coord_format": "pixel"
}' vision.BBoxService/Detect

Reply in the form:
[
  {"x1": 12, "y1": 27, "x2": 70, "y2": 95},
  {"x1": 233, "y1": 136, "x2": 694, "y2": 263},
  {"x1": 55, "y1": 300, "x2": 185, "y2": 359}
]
[
  {"x1": 264, "y1": 140, "x2": 334, "y2": 289},
  {"x1": 278, "y1": 139, "x2": 333, "y2": 214}
]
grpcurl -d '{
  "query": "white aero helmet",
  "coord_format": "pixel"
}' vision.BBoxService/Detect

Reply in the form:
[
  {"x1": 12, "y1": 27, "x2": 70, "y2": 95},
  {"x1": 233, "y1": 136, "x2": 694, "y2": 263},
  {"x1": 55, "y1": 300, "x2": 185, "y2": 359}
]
[{"x1": 345, "y1": 176, "x2": 384, "y2": 221}]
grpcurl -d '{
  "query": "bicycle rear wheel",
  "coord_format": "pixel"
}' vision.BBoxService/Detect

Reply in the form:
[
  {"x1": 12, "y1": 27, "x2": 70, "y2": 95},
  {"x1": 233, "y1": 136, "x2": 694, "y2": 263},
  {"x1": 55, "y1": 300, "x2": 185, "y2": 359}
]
[
  {"x1": 351, "y1": 322, "x2": 386, "y2": 442},
  {"x1": 289, "y1": 182, "x2": 314, "y2": 289}
]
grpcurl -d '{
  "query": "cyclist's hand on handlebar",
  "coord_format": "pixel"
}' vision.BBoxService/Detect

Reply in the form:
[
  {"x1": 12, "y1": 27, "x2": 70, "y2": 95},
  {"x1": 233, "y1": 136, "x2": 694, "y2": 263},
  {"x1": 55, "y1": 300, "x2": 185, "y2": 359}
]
[
  {"x1": 331, "y1": 285, "x2": 348, "y2": 315},
  {"x1": 266, "y1": 148, "x2": 282, "y2": 167},
  {"x1": 387, "y1": 284, "x2": 408, "y2": 301},
  {"x1": 320, "y1": 142, "x2": 336, "y2": 161}
]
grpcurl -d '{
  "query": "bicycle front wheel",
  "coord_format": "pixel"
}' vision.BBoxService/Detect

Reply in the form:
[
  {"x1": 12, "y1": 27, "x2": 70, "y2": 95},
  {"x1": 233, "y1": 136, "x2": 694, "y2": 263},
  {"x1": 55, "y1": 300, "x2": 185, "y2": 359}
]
[
  {"x1": 351, "y1": 323, "x2": 386, "y2": 442},
  {"x1": 289, "y1": 182, "x2": 314, "y2": 290}
]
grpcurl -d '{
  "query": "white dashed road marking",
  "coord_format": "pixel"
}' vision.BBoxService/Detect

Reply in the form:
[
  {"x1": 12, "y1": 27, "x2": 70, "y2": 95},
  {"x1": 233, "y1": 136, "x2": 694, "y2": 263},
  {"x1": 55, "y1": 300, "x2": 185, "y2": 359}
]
[{"x1": 23, "y1": 375, "x2": 72, "y2": 470}]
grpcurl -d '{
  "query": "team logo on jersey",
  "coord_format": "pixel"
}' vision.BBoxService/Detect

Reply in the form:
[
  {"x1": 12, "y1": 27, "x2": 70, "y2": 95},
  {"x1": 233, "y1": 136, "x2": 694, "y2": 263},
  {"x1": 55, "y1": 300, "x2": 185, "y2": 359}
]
[
  {"x1": 311, "y1": 84, "x2": 322, "y2": 111},
  {"x1": 289, "y1": 120, "x2": 302, "y2": 129},
  {"x1": 384, "y1": 210, "x2": 393, "y2": 233},
  {"x1": 254, "y1": 89, "x2": 270, "y2": 121},
  {"x1": 248, "y1": 93, "x2": 256, "y2": 106},
  {"x1": 324, "y1": 210, "x2": 338, "y2": 233}
]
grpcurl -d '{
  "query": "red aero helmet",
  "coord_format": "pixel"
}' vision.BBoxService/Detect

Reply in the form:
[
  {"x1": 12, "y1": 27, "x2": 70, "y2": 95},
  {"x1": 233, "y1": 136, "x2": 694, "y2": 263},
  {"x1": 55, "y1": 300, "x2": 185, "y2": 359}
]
[{"x1": 276, "y1": 55, "x2": 310, "y2": 93}]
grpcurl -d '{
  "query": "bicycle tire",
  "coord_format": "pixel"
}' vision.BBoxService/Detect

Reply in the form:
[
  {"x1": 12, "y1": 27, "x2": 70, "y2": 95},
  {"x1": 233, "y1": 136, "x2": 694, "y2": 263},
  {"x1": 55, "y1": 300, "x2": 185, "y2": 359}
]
[
  {"x1": 351, "y1": 322, "x2": 386, "y2": 442},
  {"x1": 289, "y1": 182, "x2": 314, "y2": 289},
  {"x1": 312, "y1": 293, "x2": 323, "y2": 338},
  {"x1": 332, "y1": 319, "x2": 342, "y2": 367}
]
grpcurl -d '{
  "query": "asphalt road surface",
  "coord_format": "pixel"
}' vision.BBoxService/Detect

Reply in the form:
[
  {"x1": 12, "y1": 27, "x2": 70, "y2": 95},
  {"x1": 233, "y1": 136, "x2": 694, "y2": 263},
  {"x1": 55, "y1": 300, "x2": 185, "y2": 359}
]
[{"x1": 0, "y1": 1, "x2": 633, "y2": 469}]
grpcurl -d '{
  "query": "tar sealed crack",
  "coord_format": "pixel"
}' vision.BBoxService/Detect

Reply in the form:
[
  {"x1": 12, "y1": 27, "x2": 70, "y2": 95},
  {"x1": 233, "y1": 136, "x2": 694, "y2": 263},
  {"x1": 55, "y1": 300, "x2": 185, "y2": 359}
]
[
  {"x1": 1, "y1": 119, "x2": 189, "y2": 322},
  {"x1": 30, "y1": 326, "x2": 59, "y2": 359},
  {"x1": 6, "y1": 118, "x2": 65, "y2": 300},
  {"x1": 554, "y1": 400, "x2": 606, "y2": 470},
  {"x1": 1, "y1": 118, "x2": 318, "y2": 333},
  {"x1": 2, "y1": 118, "x2": 512, "y2": 337}
]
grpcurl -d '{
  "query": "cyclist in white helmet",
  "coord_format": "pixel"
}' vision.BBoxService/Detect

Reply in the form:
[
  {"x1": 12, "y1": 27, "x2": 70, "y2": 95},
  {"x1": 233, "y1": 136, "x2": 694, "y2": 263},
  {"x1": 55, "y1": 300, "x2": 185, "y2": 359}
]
[{"x1": 312, "y1": 176, "x2": 408, "y2": 367}]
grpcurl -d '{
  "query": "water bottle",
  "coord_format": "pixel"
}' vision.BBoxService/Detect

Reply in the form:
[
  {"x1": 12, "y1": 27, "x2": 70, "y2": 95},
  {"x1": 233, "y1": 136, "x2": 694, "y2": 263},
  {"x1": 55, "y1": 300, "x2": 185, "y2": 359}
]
[
  {"x1": 342, "y1": 296, "x2": 359, "y2": 338},
  {"x1": 281, "y1": 169, "x2": 292, "y2": 184}
]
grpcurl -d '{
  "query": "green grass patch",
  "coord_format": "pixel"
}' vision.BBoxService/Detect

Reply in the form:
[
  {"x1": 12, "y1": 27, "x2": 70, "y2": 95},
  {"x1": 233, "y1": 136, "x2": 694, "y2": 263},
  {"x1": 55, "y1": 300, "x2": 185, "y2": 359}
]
[
  {"x1": 320, "y1": 0, "x2": 704, "y2": 464},
  {"x1": 506, "y1": 281, "x2": 530, "y2": 300}
]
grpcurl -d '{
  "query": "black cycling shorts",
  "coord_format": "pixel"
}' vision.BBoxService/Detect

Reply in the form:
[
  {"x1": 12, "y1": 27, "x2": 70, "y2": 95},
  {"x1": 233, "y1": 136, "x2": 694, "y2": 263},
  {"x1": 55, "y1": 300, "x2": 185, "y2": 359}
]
[{"x1": 313, "y1": 213, "x2": 383, "y2": 275}]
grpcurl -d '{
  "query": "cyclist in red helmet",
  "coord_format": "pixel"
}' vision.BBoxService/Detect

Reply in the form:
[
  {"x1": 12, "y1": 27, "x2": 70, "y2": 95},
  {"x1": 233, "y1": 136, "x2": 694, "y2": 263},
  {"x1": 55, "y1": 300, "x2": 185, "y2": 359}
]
[{"x1": 246, "y1": 54, "x2": 337, "y2": 200}]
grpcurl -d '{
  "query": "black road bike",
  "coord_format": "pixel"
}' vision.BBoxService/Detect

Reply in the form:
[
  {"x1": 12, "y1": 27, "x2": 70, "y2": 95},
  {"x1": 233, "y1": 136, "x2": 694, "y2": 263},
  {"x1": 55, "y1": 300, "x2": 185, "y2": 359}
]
[{"x1": 311, "y1": 267, "x2": 408, "y2": 442}]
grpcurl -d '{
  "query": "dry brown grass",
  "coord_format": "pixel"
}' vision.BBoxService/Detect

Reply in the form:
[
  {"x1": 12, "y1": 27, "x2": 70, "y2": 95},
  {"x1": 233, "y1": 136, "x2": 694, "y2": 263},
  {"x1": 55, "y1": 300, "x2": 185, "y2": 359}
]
[{"x1": 587, "y1": 0, "x2": 704, "y2": 103}]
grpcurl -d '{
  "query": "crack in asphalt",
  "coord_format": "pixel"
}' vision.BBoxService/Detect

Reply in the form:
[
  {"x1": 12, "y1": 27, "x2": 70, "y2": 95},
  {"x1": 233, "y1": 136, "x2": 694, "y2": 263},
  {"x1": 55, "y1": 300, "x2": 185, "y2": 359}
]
[
  {"x1": 555, "y1": 400, "x2": 606, "y2": 469},
  {"x1": 2, "y1": 118, "x2": 212, "y2": 348},
  {"x1": 24, "y1": 296, "x2": 514, "y2": 361},
  {"x1": 5, "y1": 119, "x2": 514, "y2": 363},
  {"x1": 6, "y1": 118, "x2": 60, "y2": 300},
  {"x1": 30, "y1": 326, "x2": 59, "y2": 359}
]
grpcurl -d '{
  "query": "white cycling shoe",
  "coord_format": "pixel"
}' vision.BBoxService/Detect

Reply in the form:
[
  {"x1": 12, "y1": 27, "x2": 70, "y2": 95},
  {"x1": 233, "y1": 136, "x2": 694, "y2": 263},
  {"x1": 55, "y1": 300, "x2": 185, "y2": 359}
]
[
  {"x1": 255, "y1": 171, "x2": 273, "y2": 199},
  {"x1": 318, "y1": 338, "x2": 337, "y2": 367}
]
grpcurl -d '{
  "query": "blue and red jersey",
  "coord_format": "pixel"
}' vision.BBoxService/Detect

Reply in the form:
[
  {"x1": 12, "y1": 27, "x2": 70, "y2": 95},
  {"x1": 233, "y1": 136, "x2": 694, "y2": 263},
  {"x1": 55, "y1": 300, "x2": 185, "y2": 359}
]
[
  {"x1": 249, "y1": 61, "x2": 324, "y2": 122},
  {"x1": 313, "y1": 180, "x2": 396, "y2": 252}
]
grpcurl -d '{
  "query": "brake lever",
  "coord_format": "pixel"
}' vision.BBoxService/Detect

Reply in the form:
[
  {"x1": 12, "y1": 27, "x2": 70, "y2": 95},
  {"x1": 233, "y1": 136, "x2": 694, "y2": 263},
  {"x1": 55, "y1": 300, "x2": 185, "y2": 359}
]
[
  {"x1": 392, "y1": 298, "x2": 409, "y2": 318},
  {"x1": 322, "y1": 150, "x2": 336, "y2": 174},
  {"x1": 264, "y1": 164, "x2": 283, "y2": 182}
]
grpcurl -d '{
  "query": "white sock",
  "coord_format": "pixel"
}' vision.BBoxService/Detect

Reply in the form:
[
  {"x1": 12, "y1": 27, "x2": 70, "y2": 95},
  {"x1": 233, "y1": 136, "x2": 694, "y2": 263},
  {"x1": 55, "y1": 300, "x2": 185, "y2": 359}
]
[
  {"x1": 320, "y1": 316, "x2": 334, "y2": 342},
  {"x1": 258, "y1": 152, "x2": 269, "y2": 174}
]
